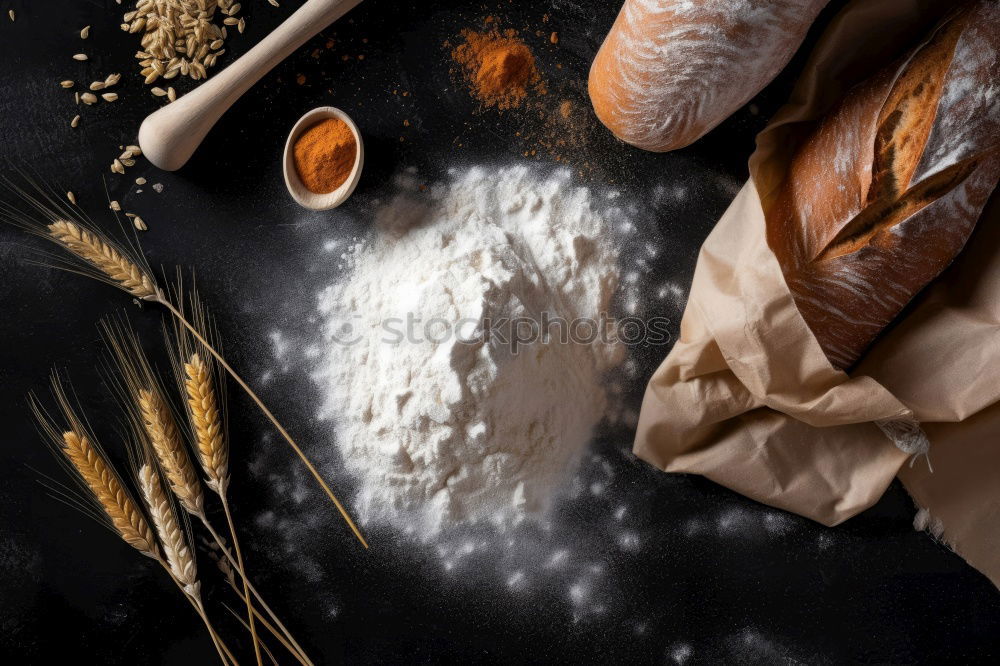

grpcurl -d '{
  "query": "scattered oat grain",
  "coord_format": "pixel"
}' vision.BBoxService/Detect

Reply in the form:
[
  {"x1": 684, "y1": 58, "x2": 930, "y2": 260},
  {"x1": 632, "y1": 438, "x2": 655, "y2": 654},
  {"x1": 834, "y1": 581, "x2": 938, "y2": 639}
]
[
  {"x1": 102, "y1": 92, "x2": 119, "y2": 102},
  {"x1": 81, "y1": 92, "x2": 98, "y2": 105},
  {"x1": 81, "y1": 26, "x2": 91, "y2": 39},
  {"x1": 110, "y1": 200, "x2": 122, "y2": 211},
  {"x1": 60, "y1": 80, "x2": 75, "y2": 89},
  {"x1": 70, "y1": 115, "x2": 80, "y2": 128},
  {"x1": 167, "y1": 87, "x2": 176, "y2": 102},
  {"x1": 133, "y1": 216, "x2": 148, "y2": 232},
  {"x1": 67, "y1": 192, "x2": 77, "y2": 205},
  {"x1": 90, "y1": 81, "x2": 106, "y2": 91},
  {"x1": 151, "y1": 87, "x2": 167, "y2": 97},
  {"x1": 73, "y1": 54, "x2": 89, "y2": 61}
]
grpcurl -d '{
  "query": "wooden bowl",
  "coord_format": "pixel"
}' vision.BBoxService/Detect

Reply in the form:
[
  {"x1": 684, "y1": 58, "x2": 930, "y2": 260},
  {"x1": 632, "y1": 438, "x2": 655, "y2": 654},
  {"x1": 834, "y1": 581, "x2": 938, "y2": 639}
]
[{"x1": 283, "y1": 106, "x2": 364, "y2": 210}]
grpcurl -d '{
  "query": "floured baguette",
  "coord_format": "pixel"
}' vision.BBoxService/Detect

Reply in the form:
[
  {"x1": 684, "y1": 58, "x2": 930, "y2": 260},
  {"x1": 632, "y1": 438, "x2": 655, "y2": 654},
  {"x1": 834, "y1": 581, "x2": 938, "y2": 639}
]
[
  {"x1": 770, "y1": 0, "x2": 1000, "y2": 370},
  {"x1": 588, "y1": 0, "x2": 829, "y2": 152}
]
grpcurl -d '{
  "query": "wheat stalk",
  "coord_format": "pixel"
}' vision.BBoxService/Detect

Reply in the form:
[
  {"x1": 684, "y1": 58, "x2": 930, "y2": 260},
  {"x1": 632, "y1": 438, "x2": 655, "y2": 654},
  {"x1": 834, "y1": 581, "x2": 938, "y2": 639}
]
[
  {"x1": 30, "y1": 378, "x2": 232, "y2": 665},
  {"x1": 8, "y1": 202, "x2": 368, "y2": 547},
  {"x1": 138, "y1": 387, "x2": 206, "y2": 518},
  {"x1": 47, "y1": 220, "x2": 159, "y2": 300},
  {"x1": 60, "y1": 430, "x2": 160, "y2": 557},
  {"x1": 184, "y1": 352, "x2": 229, "y2": 493}
]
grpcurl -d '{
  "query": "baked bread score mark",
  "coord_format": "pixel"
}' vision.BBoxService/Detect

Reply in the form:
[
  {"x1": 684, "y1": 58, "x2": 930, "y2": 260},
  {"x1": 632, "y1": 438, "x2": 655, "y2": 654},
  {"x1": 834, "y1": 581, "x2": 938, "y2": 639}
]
[{"x1": 772, "y1": 1, "x2": 1000, "y2": 371}]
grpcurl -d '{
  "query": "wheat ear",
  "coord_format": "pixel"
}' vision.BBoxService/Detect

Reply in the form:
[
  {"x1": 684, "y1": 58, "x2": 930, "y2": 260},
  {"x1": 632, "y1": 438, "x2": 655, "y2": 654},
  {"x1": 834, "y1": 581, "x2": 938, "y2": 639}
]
[
  {"x1": 138, "y1": 463, "x2": 199, "y2": 597},
  {"x1": 47, "y1": 220, "x2": 159, "y2": 300},
  {"x1": 60, "y1": 430, "x2": 159, "y2": 557},
  {"x1": 138, "y1": 463, "x2": 236, "y2": 666},
  {"x1": 184, "y1": 353, "x2": 229, "y2": 493},
  {"x1": 184, "y1": 349, "x2": 266, "y2": 665},
  {"x1": 138, "y1": 388, "x2": 205, "y2": 518}
]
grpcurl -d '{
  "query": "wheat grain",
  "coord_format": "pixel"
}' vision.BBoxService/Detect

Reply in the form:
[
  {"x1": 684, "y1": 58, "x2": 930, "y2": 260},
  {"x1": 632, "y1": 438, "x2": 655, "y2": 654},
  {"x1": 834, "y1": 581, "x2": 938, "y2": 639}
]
[
  {"x1": 70, "y1": 115, "x2": 80, "y2": 128},
  {"x1": 81, "y1": 25, "x2": 91, "y2": 39},
  {"x1": 102, "y1": 92, "x2": 119, "y2": 102},
  {"x1": 184, "y1": 353, "x2": 228, "y2": 492},
  {"x1": 73, "y1": 53, "x2": 88, "y2": 61},
  {"x1": 81, "y1": 92, "x2": 97, "y2": 105},
  {"x1": 138, "y1": 463, "x2": 199, "y2": 597},
  {"x1": 60, "y1": 80, "x2": 74, "y2": 89},
  {"x1": 66, "y1": 192, "x2": 76, "y2": 205},
  {"x1": 61, "y1": 431, "x2": 159, "y2": 556},
  {"x1": 89, "y1": 81, "x2": 106, "y2": 91},
  {"x1": 46, "y1": 220, "x2": 158, "y2": 299},
  {"x1": 122, "y1": 0, "x2": 242, "y2": 84},
  {"x1": 138, "y1": 388, "x2": 204, "y2": 517}
]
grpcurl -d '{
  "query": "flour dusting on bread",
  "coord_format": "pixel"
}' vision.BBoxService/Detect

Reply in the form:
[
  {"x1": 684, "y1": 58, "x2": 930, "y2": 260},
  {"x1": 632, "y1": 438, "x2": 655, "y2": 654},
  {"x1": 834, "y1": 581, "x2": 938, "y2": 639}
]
[{"x1": 589, "y1": 0, "x2": 828, "y2": 152}]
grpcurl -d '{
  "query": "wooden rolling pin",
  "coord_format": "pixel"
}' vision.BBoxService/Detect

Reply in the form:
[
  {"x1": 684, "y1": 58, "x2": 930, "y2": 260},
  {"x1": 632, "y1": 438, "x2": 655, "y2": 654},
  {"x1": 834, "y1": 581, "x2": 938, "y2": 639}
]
[{"x1": 139, "y1": 0, "x2": 364, "y2": 171}]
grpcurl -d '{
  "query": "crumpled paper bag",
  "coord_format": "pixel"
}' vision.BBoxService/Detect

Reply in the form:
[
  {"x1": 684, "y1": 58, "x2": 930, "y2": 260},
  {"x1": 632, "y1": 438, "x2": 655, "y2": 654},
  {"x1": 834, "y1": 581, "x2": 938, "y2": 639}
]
[{"x1": 634, "y1": 0, "x2": 1000, "y2": 587}]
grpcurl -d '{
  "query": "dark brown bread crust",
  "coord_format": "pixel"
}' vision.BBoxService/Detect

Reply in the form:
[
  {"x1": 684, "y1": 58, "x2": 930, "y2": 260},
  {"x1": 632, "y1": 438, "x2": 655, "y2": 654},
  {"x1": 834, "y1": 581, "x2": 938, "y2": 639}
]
[{"x1": 770, "y1": 0, "x2": 1000, "y2": 370}]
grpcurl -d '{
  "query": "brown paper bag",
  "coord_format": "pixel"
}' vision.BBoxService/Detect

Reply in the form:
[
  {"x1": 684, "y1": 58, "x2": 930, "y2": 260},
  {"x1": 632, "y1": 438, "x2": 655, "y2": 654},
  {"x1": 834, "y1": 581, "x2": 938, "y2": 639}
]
[{"x1": 634, "y1": 0, "x2": 1000, "y2": 587}]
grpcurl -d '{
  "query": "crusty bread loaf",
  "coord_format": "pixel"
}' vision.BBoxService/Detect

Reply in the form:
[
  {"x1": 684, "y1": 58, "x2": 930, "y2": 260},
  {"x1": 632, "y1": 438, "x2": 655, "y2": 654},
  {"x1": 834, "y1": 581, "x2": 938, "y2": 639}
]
[
  {"x1": 769, "y1": 0, "x2": 1000, "y2": 370},
  {"x1": 588, "y1": 0, "x2": 828, "y2": 152}
]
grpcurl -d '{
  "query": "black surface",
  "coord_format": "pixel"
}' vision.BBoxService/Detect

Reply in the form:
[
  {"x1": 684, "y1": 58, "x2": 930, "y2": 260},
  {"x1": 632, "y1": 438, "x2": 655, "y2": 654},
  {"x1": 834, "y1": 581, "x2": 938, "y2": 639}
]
[{"x1": 1, "y1": 1, "x2": 998, "y2": 664}]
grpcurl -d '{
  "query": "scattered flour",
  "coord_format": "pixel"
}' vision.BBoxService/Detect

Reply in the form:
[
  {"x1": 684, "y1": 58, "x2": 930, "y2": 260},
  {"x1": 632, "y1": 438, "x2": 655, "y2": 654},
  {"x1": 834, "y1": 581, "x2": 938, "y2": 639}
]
[{"x1": 311, "y1": 165, "x2": 622, "y2": 535}]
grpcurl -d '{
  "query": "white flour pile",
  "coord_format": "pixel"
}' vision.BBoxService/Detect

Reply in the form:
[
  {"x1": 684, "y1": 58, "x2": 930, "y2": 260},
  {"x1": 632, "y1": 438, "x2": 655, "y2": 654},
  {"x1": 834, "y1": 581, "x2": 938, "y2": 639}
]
[{"x1": 312, "y1": 165, "x2": 622, "y2": 535}]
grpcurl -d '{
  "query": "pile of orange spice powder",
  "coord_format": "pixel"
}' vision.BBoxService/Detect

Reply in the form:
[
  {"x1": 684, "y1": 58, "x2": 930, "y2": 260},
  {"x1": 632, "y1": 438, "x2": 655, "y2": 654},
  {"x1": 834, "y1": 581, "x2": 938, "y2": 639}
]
[
  {"x1": 451, "y1": 26, "x2": 543, "y2": 110},
  {"x1": 292, "y1": 117, "x2": 357, "y2": 194}
]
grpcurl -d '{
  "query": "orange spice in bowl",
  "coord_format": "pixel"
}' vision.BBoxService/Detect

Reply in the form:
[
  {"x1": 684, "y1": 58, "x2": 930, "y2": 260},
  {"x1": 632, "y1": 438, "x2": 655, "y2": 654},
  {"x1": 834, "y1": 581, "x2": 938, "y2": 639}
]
[{"x1": 292, "y1": 117, "x2": 357, "y2": 194}]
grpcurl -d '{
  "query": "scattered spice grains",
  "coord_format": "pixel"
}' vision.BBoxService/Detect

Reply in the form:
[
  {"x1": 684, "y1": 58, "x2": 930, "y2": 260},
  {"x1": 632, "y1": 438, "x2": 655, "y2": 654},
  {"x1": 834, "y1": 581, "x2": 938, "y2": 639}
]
[
  {"x1": 292, "y1": 118, "x2": 357, "y2": 194},
  {"x1": 450, "y1": 23, "x2": 544, "y2": 110}
]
